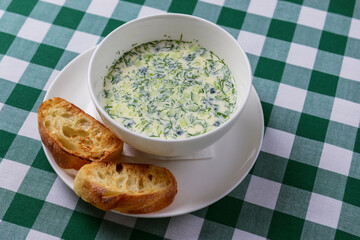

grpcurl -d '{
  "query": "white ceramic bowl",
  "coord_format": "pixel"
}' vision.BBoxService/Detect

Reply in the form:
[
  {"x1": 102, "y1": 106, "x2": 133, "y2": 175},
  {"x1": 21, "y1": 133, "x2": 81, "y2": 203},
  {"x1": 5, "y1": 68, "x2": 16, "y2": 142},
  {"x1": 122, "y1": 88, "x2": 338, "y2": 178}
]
[{"x1": 88, "y1": 14, "x2": 252, "y2": 156}]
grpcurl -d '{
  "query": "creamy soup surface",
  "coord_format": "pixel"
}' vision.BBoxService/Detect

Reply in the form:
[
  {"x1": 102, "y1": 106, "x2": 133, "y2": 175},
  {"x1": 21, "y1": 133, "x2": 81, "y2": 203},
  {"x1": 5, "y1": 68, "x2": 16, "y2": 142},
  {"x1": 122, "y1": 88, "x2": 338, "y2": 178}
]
[{"x1": 102, "y1": 40, "x2": 237, "y2": 139}]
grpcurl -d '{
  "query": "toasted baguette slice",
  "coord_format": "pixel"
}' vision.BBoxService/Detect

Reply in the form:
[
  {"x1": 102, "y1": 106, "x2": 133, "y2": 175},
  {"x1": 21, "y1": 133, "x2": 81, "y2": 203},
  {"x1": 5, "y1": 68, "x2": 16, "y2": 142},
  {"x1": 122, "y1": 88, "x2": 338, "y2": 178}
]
[
  {"x1": 38, "y1": 97, "x2": 123, "y2": 170},
  {"x1": 74, "y1": 162, "x2": 177, "y2": 214}
]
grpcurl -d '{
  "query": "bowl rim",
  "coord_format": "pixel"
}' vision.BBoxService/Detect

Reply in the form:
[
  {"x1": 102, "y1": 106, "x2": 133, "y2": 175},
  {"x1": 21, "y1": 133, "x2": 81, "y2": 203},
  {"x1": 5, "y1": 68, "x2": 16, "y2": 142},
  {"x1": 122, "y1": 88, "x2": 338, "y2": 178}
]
[{"x1": 88, "y1": 13, "x2": 252, "y2": 143}]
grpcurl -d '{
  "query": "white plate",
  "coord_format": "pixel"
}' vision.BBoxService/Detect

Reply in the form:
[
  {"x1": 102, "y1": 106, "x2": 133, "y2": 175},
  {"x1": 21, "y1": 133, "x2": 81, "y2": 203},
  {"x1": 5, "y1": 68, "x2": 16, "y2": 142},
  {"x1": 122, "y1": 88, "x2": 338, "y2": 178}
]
[{"x1": 43, "y1": 46, "x2": 264, "y2": 218}]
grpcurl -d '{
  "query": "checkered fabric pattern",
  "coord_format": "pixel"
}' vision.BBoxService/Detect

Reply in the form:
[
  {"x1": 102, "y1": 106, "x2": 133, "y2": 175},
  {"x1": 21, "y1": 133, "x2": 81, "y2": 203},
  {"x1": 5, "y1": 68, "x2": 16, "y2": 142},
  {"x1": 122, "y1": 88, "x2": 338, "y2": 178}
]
[{"x1": 0, "y1": 0, "x2": 359, "y2": 239}]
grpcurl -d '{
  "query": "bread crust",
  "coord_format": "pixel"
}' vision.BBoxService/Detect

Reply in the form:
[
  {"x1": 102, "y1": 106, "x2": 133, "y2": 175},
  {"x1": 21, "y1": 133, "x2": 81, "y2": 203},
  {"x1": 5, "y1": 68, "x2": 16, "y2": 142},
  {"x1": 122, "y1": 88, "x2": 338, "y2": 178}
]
[
  {"x1": 74, "y1": 162, "x2": 177, "y2": 214},
  {"x1": 38, "y1": 97, "x2": 123, "y2": 170}
]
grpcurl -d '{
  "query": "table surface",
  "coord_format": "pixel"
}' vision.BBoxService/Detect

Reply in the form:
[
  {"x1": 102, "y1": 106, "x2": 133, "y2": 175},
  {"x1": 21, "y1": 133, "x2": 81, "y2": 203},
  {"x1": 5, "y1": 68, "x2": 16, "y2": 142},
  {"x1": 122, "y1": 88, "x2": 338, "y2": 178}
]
[{"x1": 1, "y1": 0, "x2": 360, "y2": 239}]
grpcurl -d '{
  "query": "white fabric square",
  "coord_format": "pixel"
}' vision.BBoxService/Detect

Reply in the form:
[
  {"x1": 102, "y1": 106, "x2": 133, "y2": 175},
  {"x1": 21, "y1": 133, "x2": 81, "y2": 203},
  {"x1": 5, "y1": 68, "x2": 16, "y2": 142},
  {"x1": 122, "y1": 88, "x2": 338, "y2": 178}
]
[
  {"x1": 86, "y1": 0, "x2": 118, "y2": 18},
  {"x1": 43, "y1": 70, "x2": 60, "y2": 91},
  {"x1": 26, "y1": 230, "x2": 60, "y2": 240},
  {"x1": 18, "y1": 112, "x2": 41, "y2": 140},
  {"x1": 41, "y1": 0, "x2": 65, "y2": 6},
  {"x1": 0, "y1": 9, "x2": 4, "y2": 19},
  {"x1": 306, "y1": 193, "x2": 342, "y2": 229},
  {"x1": 233, "y1": 229, "x2": 266, "y2": 240},
  {"x1": 18, "y1": 18, "x2": 51, "y2": 43},
  {"x1": 165, "y1": 214, "x2": 204, "y2": 240},
  {"x1": 297, "y1": 6, "x2": 327, "y2": 30},
  {"x1": 66, "y1": 31, "x2": 100, "y2": 54},
  {"x1": 274, "y1": 83, "x2": 307, "y2": 112},
  {"x1": 0, "y1": 56, "x2": 29, "y2": 83},
  {"x1": 261, "y1": 127, "x2": 295, "y2": 159},
  {"x1": 340, "y1": 56, "x2": 360, "y2": 82},
  {"x1": 349, "y1": 18, "x2": 360, "y2": 39},
  {"x1": 46, "y1": 177, "x2": 78, "y2": 209},
  {"x1": 287, "y1": 43, "x2": 317, "y2": 69},
  {"x1": 0, "y1": 159, "x2": 30, "y2": 192},
  {"x1": 247, "y1": 0, "x2": 277, "y2": 18},
  {"x1": 0, "y1": 102, "x2": 4, "y2": 112},
  {"x1": 244, "y1": 175, "x2": 281, "y2": 209},
  {"x1": 237, "y1": 30, "x2": 266, "y2": 56},
  {"x1": 330, "y1": 97, "x2": 360, "y2": 128},
  {"x1": 319, "y1": 143, "x2": 353, "y2": 176},
  {"x1": 104, "y1": 211, "x2": 137, "y2": 228},
  {"x1": 137, "y1": 6, "x2": 166, "y2": 18},
  {"x1": 199, "y1": 0, "x2": 225, "y2": 6}
]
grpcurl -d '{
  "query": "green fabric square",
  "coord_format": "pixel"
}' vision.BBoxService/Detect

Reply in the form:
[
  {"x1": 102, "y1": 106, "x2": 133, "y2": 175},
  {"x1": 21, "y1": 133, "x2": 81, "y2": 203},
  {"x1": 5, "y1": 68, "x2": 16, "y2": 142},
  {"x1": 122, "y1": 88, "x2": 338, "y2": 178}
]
[
  {"x1": 32, "y1": 202, "x2": 73, "y2": 237},
  {"x1": 32, "y1": 148, "x2": 55, "y2": 173},
  {"x1": 253, "y1": 152, "x2": 288, "y2": 183},
  {"x1": 198, "y1": 220, "x2": 234, "y2": 240},
  {"x1": 343, "y1": 177, "x2": 360, "y2": 207},
  {"x1": 313, "y1": 50, "x2": 343, "y2": 76},
  {"x1": 337, "y1": 202, "x2": 360, "y2": 237},
  {"x1": 31, "y1": 44, "x2": 64, "y2": 69},
  {"x1": 5, "y1": 84, "x2": 42, "y2": 111},
  {"x1": 313, "y1": 168, "x2": 347, "y2": 200},
  {"x1": 134, "y1": 218, "x2": 170, "y2": 237},
  {"x1": 283, "y1": 160, "x2": 317, "y2": 191},
  {"x1": 29, "y1": 1, "x2": 61, "y2": 23},
  {"x1": 242, "y1": 13, "x2": 271, "y2": 35},
  {"x1": 18, "y1": 167, "x2": 56, "y2": 200},
  {"x1": 349, "y1": 153, "x2": 360, "y2": 181},
  {"x1": 355, "y1": 129, "x2": 360, "y2": 154},
  {"x1": 275, "y1": 185, "x2": 311, "y2": 218},
  {"x1": 5, "y1": 135, "x2": 41, "y2": 165},
  {"x1": 345, "y1": 37, "x2": 360, "y2": 59},
  {"x1": 111, "y1": 1, "x2": 141, "y2": 22},
  {"x1": 267, "y1": 19, "x2": 296, "y2": 42},
  {"x1": 308, "y1": 71, "x2": 338, "y2": 97},
  {"x1": 168, "y1": 0, "x2": 197, "y2": 14},
  {"x1": 6, "y1": 37, "x2": 39, "y2": 62},
  {"x1": 205, "y1": 196, "x2": 242, "y2": 228},
  {"x1": 290, "y1": 136, "x2": 324, "y2": 167},
  {"x1": 19, "y1": 64, "x2": 53, "y2": 89},
  {"x1": 53, "y1": 7, "x2": 85, "y2": 30},
  {"x1": 78, "y1": 13, "x2": 108, "y2": 35},
  {"x1": 261, "y1": 38, "x2": 291, "y2": 61},
  {"x1": 280, "y1": 0, "x2": 303, "y2": 4},
  {"x1": 0, "y1": 79, "x2": 15, "y2": 102},
  {"x1": 268, "y1": 106, "x2": 301, "y2": 134},
  {"x1": 326, "y1": 121, "x2": 357, "y2": 150},
  {"x1": 0, "y1": 32, "x2": 15, "y2": 55},
  {"x1": 0, "y1": 221, "x2": 29, "y2": 239},
  {"x1": 0, "y1": 12, "x2": 26, "y2": 35},
  {"x1": 328, "y1": 0, "x2": 356, "y2": 17},
  {"x1": 43, "y1": 25, "x2": 74, "y2": 49},
  {"x1": 261, "y1": 101, "x2": 273, "y2": 127},
  {"x1": 64, "y1": 0, "x2": 91, "y2": 11},
  {"x1": 247, "y1": 54, "x2": 259, "y2": 75},
  {"x1": 191, "y1": 207, "x2": 208, "y2": 218},
  {"x1": 301, "y1": 221, "x2": 336, "y2": 240},
  {"x1": 267, "y1": 211, "x2": 304, "y2": 240},
  {"x1": 303, "y1": 91, "x2": 334, "y2": 119},
  {"x1": 224, "y1": 0, "x2": 250, "y2": 11},
  {"x1": 101, "y1": 18, "x2": 125, "y2": 37},
  {"x1": 221, "y1": 26, "x2": 240, "y2": 39},
  {"x1": 96, "y1": 220, "x2": 132, "y2": 240},
  {"x1": 193, "y1": 1, "x2": 221, "y2": 23},
  {"x1": 129, "y1": 229, "x2": 163, "y2": 240},
  {"x1": 252, "y1": 77, "x2": 279, "y2": 103},
  {"x1": 0, "y1": 105, "x2": 28, "y2": 134},
  {"x1": 144, "y1": 0, "x2": 172, "y2": 11},
  {"x1": 236, "y1": 202, "x2": 273, "y2": 237},
  {"x1": 319, "y1": 31, "x2": 348, "y2": 55},
  {"x1": 123, "y1": 0, "x2": 145, "y2": 4},
  {"x1": 254, "y1": 57, "x2": 285, "y2": 82},
  {"x1": 217, "y1": 7, "x2": 245, "y2": 29},
  {"x1": 273, "y1": 1, "x2": 301, "y2": 22},
  {"x1": 336, "y1": 78, "x2": 360, "y2": 104},
  {"x1": 296, "y1": 113, "x2": 329, "y2": 142},
  {"x1": 303, "y1": 0, "x2": 330, "y2": 10},
  {"x1": 0, "y1": 188, "x2": 15, "y2": 219},
  {"x1": 3, "y1": 193, "x2": 44, "y2": 228},
  {"x1": 293, "y1": 24, "x2": 322, "y2": 48},
  {"x1": 324, "y1": 12, "x2": 351, "y2": 36},
  {"x1": 335, "y1": 230, "x2": 360, "y2": 240},
  {"x1": 62, "y1": 211, "x2": 103, "y2": 239},
  {"x1": 55, "y1": 50, "x2": 78, "y2": 71},
  {"x1": 281, "y1": 64, "x2": 311, "y2": 89},
  {"x1": 75, "y1": 198, "x2": 105, "y2": 218},
  {"x1": 228, "y1": 174, "x2": 251, "y2": 200},
  {"x1": 31, "y1": 90, "x2": 46, "y2": 113},
  {"x1": 6, "y1": 0, "x2": 37, "y2": 16},
  {"x1": 0, "y1": 0, "x2": 11, "y2": 9}
]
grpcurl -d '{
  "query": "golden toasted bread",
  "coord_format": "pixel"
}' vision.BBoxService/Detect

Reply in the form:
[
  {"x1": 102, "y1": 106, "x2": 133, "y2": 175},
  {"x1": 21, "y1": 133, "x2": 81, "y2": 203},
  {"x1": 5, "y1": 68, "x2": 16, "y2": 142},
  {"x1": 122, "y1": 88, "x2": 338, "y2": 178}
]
[
  {"x1": 38, "y1": 97, "x2": 123, "y2": 170},
  {"x1": 74, "y1": 162, "x2": 177, "y2": 214}
]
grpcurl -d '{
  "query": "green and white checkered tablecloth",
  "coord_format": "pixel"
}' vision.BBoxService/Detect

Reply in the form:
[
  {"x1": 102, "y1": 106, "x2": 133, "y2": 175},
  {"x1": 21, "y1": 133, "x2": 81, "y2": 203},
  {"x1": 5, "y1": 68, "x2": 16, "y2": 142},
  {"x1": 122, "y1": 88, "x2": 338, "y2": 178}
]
[{"x1": 1, "y1": 0, "x2": 360, "y2": 239}]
